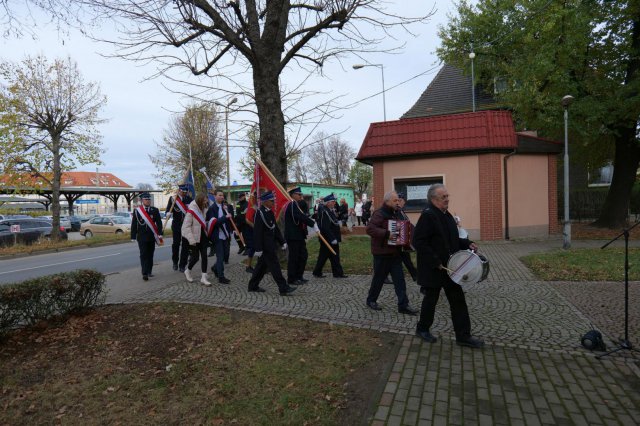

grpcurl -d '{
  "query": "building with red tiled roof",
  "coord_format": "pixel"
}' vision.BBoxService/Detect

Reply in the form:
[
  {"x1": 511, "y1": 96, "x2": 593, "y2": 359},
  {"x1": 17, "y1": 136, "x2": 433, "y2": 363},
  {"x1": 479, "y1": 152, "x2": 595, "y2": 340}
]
[{"x1": 356, "y1": 65, "x2": 562, "y2": 240}]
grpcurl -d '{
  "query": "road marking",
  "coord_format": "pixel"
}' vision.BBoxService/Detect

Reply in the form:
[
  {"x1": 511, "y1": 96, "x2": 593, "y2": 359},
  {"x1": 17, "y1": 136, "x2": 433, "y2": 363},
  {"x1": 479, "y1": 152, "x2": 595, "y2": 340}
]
[{"x1": 0, "y1": 253, "x2": 122, "y2": 275}]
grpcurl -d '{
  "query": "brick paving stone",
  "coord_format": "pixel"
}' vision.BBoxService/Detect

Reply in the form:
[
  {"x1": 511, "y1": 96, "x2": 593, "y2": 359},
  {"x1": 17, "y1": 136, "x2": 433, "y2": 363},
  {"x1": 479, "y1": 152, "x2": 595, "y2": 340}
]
[{"x1": 103, "y1": 238, "x2": 640, "y2": 426}]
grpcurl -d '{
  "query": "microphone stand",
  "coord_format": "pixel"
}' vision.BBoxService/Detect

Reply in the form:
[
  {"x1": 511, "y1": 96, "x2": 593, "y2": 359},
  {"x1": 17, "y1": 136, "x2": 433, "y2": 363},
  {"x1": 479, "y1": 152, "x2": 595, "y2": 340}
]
[{"x1": 597, "y1": 220, "x2": 640, "y2": 360}]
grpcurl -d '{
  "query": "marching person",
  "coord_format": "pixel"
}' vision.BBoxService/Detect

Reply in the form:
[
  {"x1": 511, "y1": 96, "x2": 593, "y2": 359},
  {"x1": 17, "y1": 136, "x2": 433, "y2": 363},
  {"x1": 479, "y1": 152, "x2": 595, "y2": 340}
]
[
  {"x1": 131, "y1": 192, "x2": 163, "y2": 281},
  {"x1": 247, "y1": 191, "x2": 296, "y2": 296},
  {"x1": 181, "y1": 193, "x2": 212, "y2": 285},
  {"x1": 165, "y1": 184, "x2": 192, "y2": 272},
  {"x1": 365, "y1": 191, "x2": 419, "y2": 315},
  {"x1": 206, "y1": 190, "x2": 232, "y2": 284},
  {"x1": 312, "y1": 193, "x2": 348, "y2": 279},
  {"x1": 284, "y1": 187, "x2": 319, "y2": 285},
  {"x1": 235, "y1": 193, "x2": 248, "y2": 254},
  {"x1": 397, "y1": 192, "x2": 418, "y2": 282},
  {"x1": 412, "y1": 183, "x2": 484, "y2": 348}
]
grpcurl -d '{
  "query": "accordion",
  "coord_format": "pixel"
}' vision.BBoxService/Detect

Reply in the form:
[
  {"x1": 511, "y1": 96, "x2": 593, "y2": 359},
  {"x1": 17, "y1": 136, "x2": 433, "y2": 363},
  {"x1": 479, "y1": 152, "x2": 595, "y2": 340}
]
[{"x1": 387, "y1": 220, "x2": 411, "y2": 246}]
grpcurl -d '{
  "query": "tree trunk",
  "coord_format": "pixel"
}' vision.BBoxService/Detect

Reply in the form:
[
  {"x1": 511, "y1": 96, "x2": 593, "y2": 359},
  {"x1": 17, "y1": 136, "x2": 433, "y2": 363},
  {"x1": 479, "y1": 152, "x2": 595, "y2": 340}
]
[
  {"x1": 253, "y1": 64, "x2": 288, "y2": 184},
  {"x1": 592, "y1": 127, "x2": 640, "y2": 228},
  {"x1": 50, "y1": 136, "x2": 62, "y2": 241}
]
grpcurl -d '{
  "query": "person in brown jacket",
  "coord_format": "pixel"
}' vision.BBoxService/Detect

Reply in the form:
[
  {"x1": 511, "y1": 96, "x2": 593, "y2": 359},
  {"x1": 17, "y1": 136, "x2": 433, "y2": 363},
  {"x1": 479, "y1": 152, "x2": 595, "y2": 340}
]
[{"x1": 365, "y1": 191, "x2": 419, "y2": 315}]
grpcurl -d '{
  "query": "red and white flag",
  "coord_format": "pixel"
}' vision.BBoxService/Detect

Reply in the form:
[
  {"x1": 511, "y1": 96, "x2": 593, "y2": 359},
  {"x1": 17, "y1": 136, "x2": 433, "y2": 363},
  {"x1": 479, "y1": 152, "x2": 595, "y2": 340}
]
[{"x1": 245, "y1": 160, "x2": 289, "y2": 225}]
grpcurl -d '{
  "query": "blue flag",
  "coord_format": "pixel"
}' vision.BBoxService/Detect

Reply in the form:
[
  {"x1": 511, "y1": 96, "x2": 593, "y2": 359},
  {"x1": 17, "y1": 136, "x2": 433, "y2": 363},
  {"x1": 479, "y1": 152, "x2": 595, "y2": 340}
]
[
  {"x1": 204, "y1": 174, "x2": 216, "y2": 204},
  {"x1": 186, "y1": 169, "x2": 196, "y2": 200}
]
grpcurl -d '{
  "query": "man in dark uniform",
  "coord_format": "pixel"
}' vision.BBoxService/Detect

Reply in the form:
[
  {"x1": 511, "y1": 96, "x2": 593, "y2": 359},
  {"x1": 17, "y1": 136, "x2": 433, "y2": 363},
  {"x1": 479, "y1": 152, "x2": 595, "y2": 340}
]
[
  {"x1": 131, "y1": 192, "x2": 163, "y2": 281},
  {"x1": 206, "y1": 190, "x2": 232, "y2": 284},
  {"x1": 284, "y1": 187, "x2": 319, "y2": 285},
  {"x1": 397, "y1": 192, "x2": 418, "y2": 282},
  {"x1": 247, "y1": 191, "x2": 296, "y2": 296},
  {"x1": 312, "y1": 193, "x2": 348, "y2": 278},
  {"x1": 413, "y1": 183, "x2": 484, "y2": 348},
  {"x1": 365, "y1": 191, "x2": 419, "y2": 315},
  {"x1": 165, "y1": 184, "x2": 192, "y2": 272},
  {"x1": 235, "y1": 193, "x2": 248, "y2": 254}
]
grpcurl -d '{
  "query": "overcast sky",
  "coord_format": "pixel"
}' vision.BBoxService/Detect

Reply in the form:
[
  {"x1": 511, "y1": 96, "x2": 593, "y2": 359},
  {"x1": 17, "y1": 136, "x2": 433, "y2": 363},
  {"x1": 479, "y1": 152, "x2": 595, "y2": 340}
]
[{"x1": 1, "y1": 1, "x2": 467, "y2": 188}]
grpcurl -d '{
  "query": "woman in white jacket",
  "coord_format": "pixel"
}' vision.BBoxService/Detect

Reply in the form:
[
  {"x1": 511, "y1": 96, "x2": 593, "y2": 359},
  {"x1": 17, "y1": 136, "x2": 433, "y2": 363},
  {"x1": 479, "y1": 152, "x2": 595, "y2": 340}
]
[{"x1": 181, "y1": 193, "x2": 212, "y2": 285}]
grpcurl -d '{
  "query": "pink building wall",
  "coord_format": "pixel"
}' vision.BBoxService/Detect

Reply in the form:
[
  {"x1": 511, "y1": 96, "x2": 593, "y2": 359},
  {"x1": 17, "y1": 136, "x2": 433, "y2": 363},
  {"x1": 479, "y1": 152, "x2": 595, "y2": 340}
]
[{"x1": 506, "y1": 155, "x2": 550, "y2": 238}]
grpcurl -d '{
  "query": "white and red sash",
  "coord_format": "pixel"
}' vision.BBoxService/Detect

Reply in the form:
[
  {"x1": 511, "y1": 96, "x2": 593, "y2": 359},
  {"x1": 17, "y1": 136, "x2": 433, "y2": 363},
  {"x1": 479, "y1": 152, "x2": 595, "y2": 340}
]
[
  {"x1": 174, "y1": 195, "x2": 188, "y2": 215},
  {"x1": 187, "y1": 207, "x2": 207, "y2": 232},
  {"x1": 207, "y1": 217, "x2": 218, "y2": 238},
  {"x1": 136, "y1": 206, "x2": 163, "y2": 245}
]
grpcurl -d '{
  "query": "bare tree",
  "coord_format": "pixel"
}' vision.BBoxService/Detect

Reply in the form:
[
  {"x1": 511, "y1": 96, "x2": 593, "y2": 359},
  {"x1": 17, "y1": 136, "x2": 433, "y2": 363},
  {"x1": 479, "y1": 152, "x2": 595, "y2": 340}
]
[
  {"x1": 0, "y1": 55, "x2": 106, "y2": 240},
  {"x1": 306, "y1": 132, "x2": 354, "y2": 185},
  {"x1": 136, "y1": 182, "x2": 154, "y2": 190},
  {"x1": 150, "y1": 102, "x2": 225, "y2": 194},
  {"x1": 74, "y1": 1, "x2": 432, "y2": 183}
]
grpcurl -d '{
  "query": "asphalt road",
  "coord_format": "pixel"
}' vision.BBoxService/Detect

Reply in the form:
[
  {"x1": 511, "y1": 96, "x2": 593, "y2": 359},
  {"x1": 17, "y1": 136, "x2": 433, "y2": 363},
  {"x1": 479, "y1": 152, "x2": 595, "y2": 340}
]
[{"x1": 0, "y1": 238, "x2": 174, "y2": 285}]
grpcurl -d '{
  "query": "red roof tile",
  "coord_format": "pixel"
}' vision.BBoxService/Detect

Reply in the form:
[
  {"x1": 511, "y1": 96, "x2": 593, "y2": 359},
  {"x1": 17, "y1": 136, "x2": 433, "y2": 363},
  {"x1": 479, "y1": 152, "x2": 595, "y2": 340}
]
[
  {"x1": 0, "y1": 171, "x2": 132, "y2": 189},
  {"x1": 356, "y1": 110, "x2": 518, "y2": 163}
]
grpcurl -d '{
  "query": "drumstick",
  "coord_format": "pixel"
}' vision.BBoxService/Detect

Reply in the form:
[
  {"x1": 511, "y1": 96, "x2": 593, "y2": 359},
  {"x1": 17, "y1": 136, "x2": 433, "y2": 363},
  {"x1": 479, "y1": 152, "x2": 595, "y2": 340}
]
[{"x1": 441, "y1": 265, "x2": 469, "y2": 281}]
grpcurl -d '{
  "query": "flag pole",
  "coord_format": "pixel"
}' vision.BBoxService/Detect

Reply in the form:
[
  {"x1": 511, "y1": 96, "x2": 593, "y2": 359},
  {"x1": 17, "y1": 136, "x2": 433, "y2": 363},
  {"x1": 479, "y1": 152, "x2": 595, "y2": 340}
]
[
  {"x1": 163, "y1": 164, "x2": 190, "y2": 232},
  {"x1": 256, "y1": 159, "x2": 336, "y2": 256},
  {"x1": 200, "y1": 168, "x2": 245, "y2": 246}
]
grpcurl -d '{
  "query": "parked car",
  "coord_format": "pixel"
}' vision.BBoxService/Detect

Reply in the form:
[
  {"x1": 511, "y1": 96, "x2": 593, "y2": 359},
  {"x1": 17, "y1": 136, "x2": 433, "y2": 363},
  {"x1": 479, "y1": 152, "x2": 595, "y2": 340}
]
[
  {"x1": 112, "y1": 211, "x2": 133, "y2": 220},
  {"x1": 66, "y1": 216, "x2": 82, "y2": 232},
  {"x1": 42, "y1": 215, "x2": 73, "y2": 232},
  {"x1": 0, "y1": 222, "x2": 42, "y2": 247},
  {"x1": 74, "y1": 215, "x2": 95, "y2": 223},
  {"x1": 0, "y1": 218, "x2": 68, "y2": 242},
  {"x1": 80, "y1": 216, "x2": 131, "y2": 237}
]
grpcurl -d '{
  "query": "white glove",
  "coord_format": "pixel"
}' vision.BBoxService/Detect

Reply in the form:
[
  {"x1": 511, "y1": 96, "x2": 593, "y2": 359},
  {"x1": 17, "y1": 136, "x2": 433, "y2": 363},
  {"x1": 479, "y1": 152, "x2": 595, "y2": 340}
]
[
  {"x1": 331, "y1": 239, "x2": 337, "y2": 245},
  {"x1": 313, "y1": 223, "x2": 320, "y2": 233},
  {"x1": 281, "y1": 243, "x2": 288, "y2": 251},
  {"x1": 254, "y1": 251, "x2": 262, "y2": 258}
]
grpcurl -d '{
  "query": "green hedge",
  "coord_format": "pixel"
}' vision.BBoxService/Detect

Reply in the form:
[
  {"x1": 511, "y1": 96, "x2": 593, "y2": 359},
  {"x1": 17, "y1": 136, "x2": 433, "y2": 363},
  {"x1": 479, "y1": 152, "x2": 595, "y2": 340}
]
[{"x1": 0, "y1": 270, "x2": 106, "y2": 338}]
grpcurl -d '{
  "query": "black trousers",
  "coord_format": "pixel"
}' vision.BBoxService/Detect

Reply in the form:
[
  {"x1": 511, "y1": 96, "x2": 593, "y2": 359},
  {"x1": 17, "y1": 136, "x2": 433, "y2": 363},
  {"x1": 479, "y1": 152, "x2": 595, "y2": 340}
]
[
  {"x1": 248, "y1": 250, "x2": 287, "y2": 292},
  {"x1": 170, "y1": 230, "x2": 190, "y2": 268},
  {"x1": 137, "y1": 240, "x2": 155, "y2": 276},
  {"x1": 187, "y1": 241, "x2": 208, "y2": 273},
  {"x1": 287, "y1": 239, "x2": 308, "y2": 283},
  {"x1": 416, "y1": 275, "x2": 471, "y2": 339},
  {"x1": 313, "y1": 242, "x2": 344, "y2": 277},
  {"x1": 367, "y1": 255, "x2": 409, "y2": 308}
]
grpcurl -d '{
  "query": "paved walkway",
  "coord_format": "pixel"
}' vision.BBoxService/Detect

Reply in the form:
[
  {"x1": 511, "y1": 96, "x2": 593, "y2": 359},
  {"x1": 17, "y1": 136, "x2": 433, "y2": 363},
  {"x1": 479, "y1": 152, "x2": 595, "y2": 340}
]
[{"x1": 105, "y1": 238, "x2": 640, "y2": 425}]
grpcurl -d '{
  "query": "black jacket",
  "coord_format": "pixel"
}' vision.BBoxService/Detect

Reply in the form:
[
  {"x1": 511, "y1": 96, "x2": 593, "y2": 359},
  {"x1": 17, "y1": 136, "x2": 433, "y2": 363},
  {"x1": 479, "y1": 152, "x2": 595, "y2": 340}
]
[
  {"x1": 235, "y1": 199, "x2": 248, "y2": 228},
  {"x1": 317, "y1": 204, "x2": 341, "y2": 244},
  {"x1": 131, "y1": 206, "x2": 163, "y2": 243},
  {"x1": 412, "y1": 202, "x2": 473, "y2": 288},
  {"x1": 205, "y1": 202, "x2": 231, "y2": 243},
  {"x1": 284, "y1": 200, "x2": 315, "y2": 241},
  {"x1": 253, "y1": 205, "x2": 285, "y2": 253},
  {"x1": 166, "y1": 195, "x2": 193, "y2": 231}
]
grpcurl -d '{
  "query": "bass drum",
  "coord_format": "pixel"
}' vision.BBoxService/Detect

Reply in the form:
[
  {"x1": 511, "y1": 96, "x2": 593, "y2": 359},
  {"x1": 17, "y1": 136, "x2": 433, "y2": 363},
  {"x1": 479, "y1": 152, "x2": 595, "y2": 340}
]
[{"x1": 446, "y1": 250, "x2": 490, "y2": 285}]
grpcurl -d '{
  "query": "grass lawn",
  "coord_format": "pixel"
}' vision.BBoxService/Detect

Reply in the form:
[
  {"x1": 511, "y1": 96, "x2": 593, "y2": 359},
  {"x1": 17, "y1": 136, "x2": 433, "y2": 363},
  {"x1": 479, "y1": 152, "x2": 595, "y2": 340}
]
[
  {"x1": 521, "y1": 248, "x2": 640, "y2": 281},
  {"x1": 0, "y1": 303, "x2": 399, "y2": 425}
]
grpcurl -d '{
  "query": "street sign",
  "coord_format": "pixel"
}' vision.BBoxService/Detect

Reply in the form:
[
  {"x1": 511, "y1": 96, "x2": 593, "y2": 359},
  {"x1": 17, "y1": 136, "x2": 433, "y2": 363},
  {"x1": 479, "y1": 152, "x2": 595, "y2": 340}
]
[
  {"x1": 76, "y1": 199, "x2": 100, "y2": 204},
  {"x1": 10, "y1": 224, "x2": 20, "y2": 233}
]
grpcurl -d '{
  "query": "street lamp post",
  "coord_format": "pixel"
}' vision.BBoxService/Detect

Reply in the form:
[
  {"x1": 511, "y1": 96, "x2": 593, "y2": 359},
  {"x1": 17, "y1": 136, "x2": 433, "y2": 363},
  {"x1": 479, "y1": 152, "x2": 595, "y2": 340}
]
[
  {"x1": 469, "y1": 51, "x2": 476, "y2": 112},
  {"x1": 562, "y1": 95, "x2": 574, "y2": 250},
  {"x1": 216, "y1": 97, "x2": 237, "y2": 201},
  {"x1": 352, "y1": 64, "x2": 386, "y2": 121}
]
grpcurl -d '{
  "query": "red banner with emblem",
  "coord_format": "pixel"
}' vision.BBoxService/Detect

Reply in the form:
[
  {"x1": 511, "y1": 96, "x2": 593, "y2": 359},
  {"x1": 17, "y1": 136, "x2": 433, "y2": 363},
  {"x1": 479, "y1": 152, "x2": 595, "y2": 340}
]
[{"x1": 245, "y1": 159, "x2": 290, "y2": 226}]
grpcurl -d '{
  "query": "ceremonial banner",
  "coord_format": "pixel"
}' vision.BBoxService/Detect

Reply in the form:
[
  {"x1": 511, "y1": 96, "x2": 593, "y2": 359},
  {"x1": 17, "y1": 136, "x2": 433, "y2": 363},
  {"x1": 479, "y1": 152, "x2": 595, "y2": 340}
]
[{"x1": 245, "y1": 160, "x2": 289, "y2": 225}]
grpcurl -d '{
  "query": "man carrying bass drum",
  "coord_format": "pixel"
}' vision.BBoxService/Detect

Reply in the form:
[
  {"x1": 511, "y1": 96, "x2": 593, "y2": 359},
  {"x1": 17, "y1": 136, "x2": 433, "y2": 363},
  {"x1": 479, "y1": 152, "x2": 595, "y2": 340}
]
[{"x1": 412, "y1": 183, "x2": 484, "y2": 348}]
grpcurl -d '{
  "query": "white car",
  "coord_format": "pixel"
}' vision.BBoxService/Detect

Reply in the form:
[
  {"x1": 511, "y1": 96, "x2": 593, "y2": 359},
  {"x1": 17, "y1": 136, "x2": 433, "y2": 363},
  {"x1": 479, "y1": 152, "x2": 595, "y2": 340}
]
[{"x1": 42, "y1": 215, "x2": 72, "y2": 232}]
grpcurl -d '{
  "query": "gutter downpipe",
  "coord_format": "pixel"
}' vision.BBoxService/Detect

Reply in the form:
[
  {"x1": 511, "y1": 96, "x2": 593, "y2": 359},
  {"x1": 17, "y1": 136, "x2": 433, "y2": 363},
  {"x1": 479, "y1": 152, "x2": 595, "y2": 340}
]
[{"x1": 503, "y1": 150, "x2": 517, "y2": 240}]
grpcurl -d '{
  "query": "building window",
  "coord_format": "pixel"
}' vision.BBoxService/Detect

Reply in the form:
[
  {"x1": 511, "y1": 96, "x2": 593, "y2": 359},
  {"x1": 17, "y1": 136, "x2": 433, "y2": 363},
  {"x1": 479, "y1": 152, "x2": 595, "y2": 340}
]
[{"x1": 394, "y1": 176, "x2": 443, "y2": 212}]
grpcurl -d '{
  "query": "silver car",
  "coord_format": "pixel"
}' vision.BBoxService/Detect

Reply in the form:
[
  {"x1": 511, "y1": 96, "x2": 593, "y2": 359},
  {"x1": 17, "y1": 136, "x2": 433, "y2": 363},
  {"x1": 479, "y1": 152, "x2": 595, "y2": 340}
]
[{"x1": 42, "y1": 215, "x2": 72, "y2": 232}]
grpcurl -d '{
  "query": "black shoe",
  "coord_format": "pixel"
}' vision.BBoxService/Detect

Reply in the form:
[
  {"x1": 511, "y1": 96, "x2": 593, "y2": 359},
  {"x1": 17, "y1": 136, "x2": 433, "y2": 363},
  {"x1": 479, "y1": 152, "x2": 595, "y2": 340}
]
[
  {"x1": 416, "y1": 330, "x2": 437, "y2": 343},
  {"x1": 248, "y1": 287, "x2": 266, "y2": 293},
  {"x1": 383, "y1": 278, "x2": 393, "y2": 284},
  {"x1": 142, "y1": 275, "x2": 148, "y2": 281},
  {"x1": 246, "y1": 266, "x2": 255, "y2": 274},
  {"x1": 312, "y1": 273, "x2": 325, "y2": 278},
  {"x1": 237, "y1": 248, "x2": 245, "y2": 254},
  {"x1": 334, "y1": 274, "x2": 349, "y2": 279},
  {"x1": 456, "y1": 336, "x2": 485, "y2": 349},
  {"x1": 398, "y1": 306, "x2": 419, "y2": 316},
  {"x1": 219, "y1": 277, "x2": 231, "y2": 284},
  {"x1": 173, "y1": 263, "x2": 178, "y2": 271},
  {"x1": 366, "y1": 301, "x2": 382, "y2": 311},
  {"x1": 179, "y1": 267, "x2": 185, "y2": 273},
  {"x1": 280, "y1": 286, "x2": 297, "y2": 296}
]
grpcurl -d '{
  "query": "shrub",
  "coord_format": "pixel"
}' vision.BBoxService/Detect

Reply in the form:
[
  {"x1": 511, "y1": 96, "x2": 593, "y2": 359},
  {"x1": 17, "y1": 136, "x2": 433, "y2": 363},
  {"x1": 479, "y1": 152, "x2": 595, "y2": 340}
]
[{"x1": 0, "y1": 270, "x2": 106, "y2": 338}]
